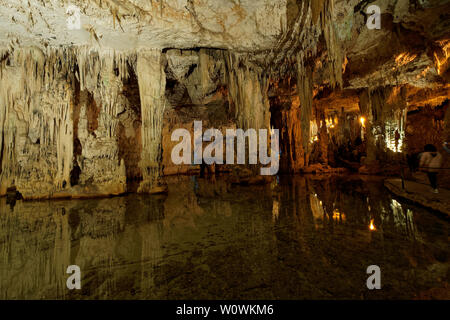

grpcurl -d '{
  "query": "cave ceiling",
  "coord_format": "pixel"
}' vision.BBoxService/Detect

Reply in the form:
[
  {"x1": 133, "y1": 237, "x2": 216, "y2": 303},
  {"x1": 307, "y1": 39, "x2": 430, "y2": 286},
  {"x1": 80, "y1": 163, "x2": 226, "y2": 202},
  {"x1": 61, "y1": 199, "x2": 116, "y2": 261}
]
[{"x1": 0, "y1": 0, "x2": 449, "y2": 112}]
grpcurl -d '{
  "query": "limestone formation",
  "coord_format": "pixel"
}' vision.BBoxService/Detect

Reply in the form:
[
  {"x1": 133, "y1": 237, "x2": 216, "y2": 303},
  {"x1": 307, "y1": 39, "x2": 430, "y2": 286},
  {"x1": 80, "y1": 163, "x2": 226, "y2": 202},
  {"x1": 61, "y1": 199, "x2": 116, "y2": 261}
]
[{"x1": 0, "y1": 0, "x2": 448, "y2": 198}]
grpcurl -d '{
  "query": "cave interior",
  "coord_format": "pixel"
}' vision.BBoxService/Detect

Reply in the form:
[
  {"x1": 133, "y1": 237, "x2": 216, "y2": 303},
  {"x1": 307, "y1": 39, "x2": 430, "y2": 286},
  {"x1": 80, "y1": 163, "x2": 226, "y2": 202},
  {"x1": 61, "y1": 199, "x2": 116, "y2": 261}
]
[{"x1": 0, "y1": 0, "x2": 448, "y2": 199}]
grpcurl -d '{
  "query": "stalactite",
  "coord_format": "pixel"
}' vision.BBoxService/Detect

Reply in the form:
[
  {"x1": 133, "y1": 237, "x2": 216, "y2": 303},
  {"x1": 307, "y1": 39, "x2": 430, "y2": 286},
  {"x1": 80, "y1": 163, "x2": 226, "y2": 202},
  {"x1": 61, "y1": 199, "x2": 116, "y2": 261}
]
[
  {"x1": 316, "y1": 108, "x2": 329, "y2": 165},
  {"x1": 223, "y1": 52, "x2": 272, "y2": 176},
  {"x1": 360, "y1": 86, "x2": 408, "y2": 166},
  {"x1": 0, "y1": 47, "x2": 77, "y2": 197},
  {"x1": 136, "y1": 49, "x2": 167, "y2": 194},
  {"x1": 316, "y1": 0, "x2": 343, "y2": 89},
  {"x1": 279, "y1": 100, "x2": 305, "y2": 173},
  {"x1": 297, "y1": 58, "x2": 314, "y2": 164},
  {"x1": 0, "y1": 46, "x2": 138, "y2": 198},
  {"x1": 268, "y1": 0, "x2": 344, "y2": 88},
  {"x1": 226, "y1": 53, "x2": 271, "y2": 132},
  {"x1": 359, "y1": 88, "x2": 377, "y2": 165}
]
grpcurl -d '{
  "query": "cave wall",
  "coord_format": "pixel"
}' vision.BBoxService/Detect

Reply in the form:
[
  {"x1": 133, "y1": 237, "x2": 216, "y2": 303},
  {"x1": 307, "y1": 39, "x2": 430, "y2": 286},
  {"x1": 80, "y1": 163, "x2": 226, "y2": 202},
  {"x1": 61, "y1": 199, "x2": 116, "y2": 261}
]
[
  {"x1": 0, "y1": 48, "x2": 77, "y2": 198},
  {"x1": 406, "y1": 102, "x2": 448, "y2": 154},
  {"x1": 0, "y1": 46, "x2": 280, "y2": 198},
  {"x1": 405, "y1": 101, "x2": 450, "y2": 186},
  {"x1": 0, "y1": 48, "x2": 142, "y2": 199}
]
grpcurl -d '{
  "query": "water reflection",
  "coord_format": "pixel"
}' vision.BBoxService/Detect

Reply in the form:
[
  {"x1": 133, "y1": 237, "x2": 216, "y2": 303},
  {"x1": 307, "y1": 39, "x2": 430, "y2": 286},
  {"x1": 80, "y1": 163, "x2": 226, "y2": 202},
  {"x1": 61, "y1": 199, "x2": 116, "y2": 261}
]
[{"x1": 0, "y1": 175, "x2": 448, "y2": 299}]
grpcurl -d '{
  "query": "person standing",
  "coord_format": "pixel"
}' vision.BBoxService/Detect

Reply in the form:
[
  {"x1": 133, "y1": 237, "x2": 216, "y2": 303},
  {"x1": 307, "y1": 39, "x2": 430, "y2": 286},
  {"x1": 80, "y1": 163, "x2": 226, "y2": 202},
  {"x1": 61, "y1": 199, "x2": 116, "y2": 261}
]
[
  {"x1": 443, "y1": 142, "x2": 450, "y2": 154},
  {"x1": 394, "y1": 129, "x2": 401, "y2": 152},
  {"x1": 419, "y1": 144, "x2": 443, "y2": 193}
]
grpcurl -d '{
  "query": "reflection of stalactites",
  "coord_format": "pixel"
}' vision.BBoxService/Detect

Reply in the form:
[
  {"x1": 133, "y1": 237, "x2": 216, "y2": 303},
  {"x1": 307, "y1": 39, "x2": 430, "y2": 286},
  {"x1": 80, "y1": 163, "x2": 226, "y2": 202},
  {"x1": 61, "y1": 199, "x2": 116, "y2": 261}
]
[
  {"x1": 390, "y1": 199, "x2": 421, "y2": 240},
  {"x1": 309, "y1": 193, "x2": 325, "y2": 227},
  {"x1": 52, "y1": 210, "x2": 71, "y2": 299},
  {"x1": 369, "y1": 219, "x2": 376, "y2": 231},
  {"x1": 405, "y1": 209, "x2": 420, "y2": 240},
  {"x1": 332, "y1": 209, "x2": 345, "y2": 222},
  {"x1": 272, "y1": 199, "x2": 280, "y2": 222},
  {"x1": 137, "y1": 222, "x2": 163, "y2": 294}
]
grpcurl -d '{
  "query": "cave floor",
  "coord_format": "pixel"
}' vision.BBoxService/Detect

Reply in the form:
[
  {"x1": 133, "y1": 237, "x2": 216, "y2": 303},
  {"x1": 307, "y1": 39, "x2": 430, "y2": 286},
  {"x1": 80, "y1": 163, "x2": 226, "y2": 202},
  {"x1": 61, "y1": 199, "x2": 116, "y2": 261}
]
[{"x1": 0, "y1": 175, "x2": 449, "y2": 299}]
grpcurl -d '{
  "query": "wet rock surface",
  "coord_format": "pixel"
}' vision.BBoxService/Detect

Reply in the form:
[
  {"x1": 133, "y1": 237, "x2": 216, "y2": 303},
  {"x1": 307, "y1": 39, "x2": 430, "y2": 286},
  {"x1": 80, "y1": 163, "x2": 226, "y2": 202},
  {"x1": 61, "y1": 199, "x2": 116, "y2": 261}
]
[
  {"x1": 385, "y1": 178, "x2": 450, "y2": 216},
  {"x1": 0, "y1": 175, "x2": 448, "y2": 299}
]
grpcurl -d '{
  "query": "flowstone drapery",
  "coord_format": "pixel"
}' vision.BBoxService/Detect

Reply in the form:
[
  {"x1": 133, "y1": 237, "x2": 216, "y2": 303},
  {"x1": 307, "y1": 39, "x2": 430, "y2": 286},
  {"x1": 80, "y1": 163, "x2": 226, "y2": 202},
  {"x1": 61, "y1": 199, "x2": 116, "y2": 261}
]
[{"x1": 136, "y1": 50, "x2": 167, "y2": 194}]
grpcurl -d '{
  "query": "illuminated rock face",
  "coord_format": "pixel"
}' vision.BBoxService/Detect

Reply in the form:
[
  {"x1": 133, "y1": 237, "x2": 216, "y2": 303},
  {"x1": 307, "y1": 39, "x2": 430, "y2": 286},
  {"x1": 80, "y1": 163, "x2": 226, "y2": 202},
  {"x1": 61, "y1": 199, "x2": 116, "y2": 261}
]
[
  {"x1": 0, "y1": 1, "x2": 449, "y2": 198},
  {"x1": 0, "y1": 0, "x2": 287, "y2": 51},
  {"x1": 0, "y1": 49, "x2": 131, "y2": 199}
]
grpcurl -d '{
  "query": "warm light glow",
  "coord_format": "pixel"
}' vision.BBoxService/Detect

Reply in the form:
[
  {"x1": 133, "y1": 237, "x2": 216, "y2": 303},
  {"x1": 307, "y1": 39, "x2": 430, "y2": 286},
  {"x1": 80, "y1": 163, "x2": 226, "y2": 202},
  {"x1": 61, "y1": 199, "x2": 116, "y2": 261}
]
[
  {"x1": 385, "y1": 112, "x2": 406, "y2": 153},
  {"x1": 359, "y1": 116, "x2": 366, "y2": 128},
  {"x1": 272, "y1": 200, "x2": 279, "y2": 222},
  {"x1": 395, "y1": 52, "x2": 417, "y2": 66},
  {"x1": 310, "y1": 135, "x2": 319, "y2": 143},
  {"x1": 433, "y1": 40, "x2": 450, "y2": 75},
  {"x1": 332, "y1": 209, "x2": 346, "y2": 221},
  {"x1": 325, "y1": 118, "x2": 337, "y2": 130},
  {"x1": 369, "y1": 219, "x2": 376, "y2": 231}
]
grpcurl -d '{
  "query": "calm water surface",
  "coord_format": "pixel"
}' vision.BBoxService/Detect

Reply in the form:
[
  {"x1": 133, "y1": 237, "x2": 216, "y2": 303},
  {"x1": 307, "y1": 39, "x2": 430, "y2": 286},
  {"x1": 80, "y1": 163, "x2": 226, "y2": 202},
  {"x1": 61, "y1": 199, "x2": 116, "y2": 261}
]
[{"x1": 0, "y1": 175, "x2": 448, "y2": 299}]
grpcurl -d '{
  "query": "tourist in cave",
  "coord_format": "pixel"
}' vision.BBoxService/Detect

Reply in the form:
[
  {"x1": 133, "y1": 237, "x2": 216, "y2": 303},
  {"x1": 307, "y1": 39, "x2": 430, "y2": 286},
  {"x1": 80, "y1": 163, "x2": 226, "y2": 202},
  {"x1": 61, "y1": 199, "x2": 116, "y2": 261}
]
[
  {"x1": 419, "y1": 144, "x2": 443, "y2": 193},
  {"x1": 394, "y1": 129, "x2": 401, "y2": 152},
  {"x1": 407, "y1": 152, "x2": 421, "y2": 173},
  {"x1": 443, "y1": 142, "x2": 450, "y2": 154}
]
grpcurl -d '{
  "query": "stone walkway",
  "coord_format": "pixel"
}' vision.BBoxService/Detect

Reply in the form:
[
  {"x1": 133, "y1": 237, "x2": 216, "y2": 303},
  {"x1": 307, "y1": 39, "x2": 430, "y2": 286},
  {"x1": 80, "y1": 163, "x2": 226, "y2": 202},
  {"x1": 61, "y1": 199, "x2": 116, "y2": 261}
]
[{"x1": 385, "y1": 178, "x2": 450, "y2": 216}]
